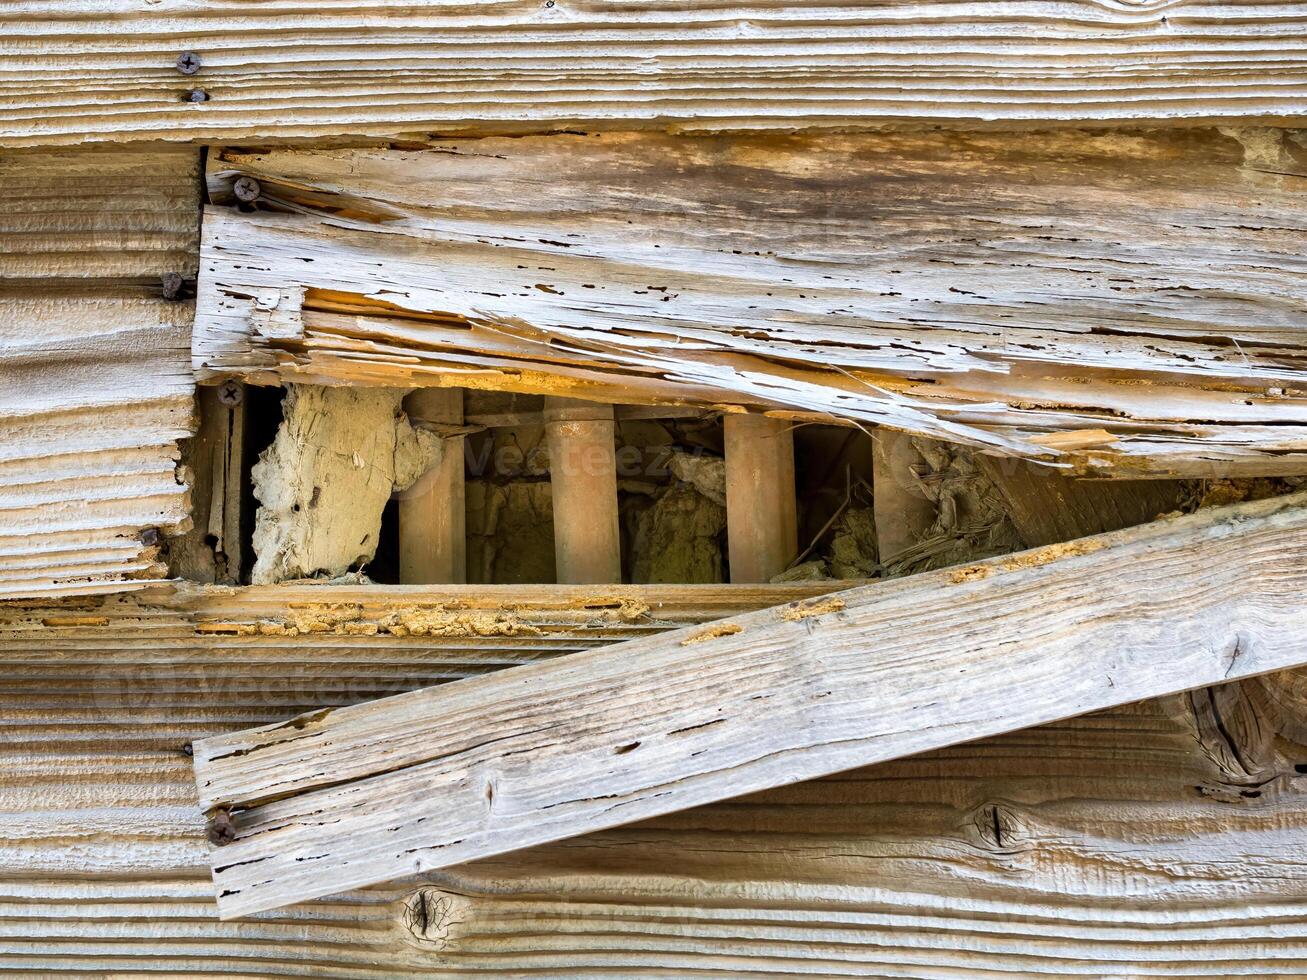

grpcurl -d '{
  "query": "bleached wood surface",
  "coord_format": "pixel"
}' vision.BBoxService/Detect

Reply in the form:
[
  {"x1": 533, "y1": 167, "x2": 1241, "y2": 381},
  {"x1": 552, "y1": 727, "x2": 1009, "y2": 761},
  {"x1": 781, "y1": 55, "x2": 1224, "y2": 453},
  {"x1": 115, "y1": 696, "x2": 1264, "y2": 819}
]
[
  {"x1": 4, "y1": 1, "x2": 1307, "y2": 146},
  {"x1": 4, "y1": 583, "x2": 1307, "y2": 974},
  {"x1": 0, "y1": 146, "x2": 199, "y2": 599},
  {"x1": 195, "y1": 129, "x2": 1307, "y2": 477},
  {"x1": 195, "y1": 492, "x2": 1307, "y2": 917}
]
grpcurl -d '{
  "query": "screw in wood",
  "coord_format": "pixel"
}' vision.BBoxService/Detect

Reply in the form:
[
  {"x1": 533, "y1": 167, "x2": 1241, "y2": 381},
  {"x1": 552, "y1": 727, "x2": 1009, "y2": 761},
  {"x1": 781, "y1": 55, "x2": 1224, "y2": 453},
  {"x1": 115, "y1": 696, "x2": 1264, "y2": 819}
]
[
  {"x1": 206, "y1": 808, "x2": 237, "y2": 846},
  {"x1": 176, "y1": 51, "x2": 203, "y2": 75},
  {"x1": 160, "y1": 272, "x2": 184, "y2": 301},
  {"x1": 217, "y1": 381, "x2": 243, "y2": 406},
  {"x1": 232, "y1": 176, "x2": 262, "y2": 203},
  {"x1": 185, "y1": 89, "x2": 209, "y2": 103},
  {"x1": 139, "y1": 528, "x2": 162, "y2": 548}
]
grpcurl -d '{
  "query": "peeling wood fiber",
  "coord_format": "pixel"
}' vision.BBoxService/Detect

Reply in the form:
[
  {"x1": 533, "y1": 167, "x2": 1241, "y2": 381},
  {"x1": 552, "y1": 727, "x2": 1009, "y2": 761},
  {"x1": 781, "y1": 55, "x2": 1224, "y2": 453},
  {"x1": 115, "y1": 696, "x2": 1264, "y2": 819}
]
[
  {"x1": 195, "y1": 129, "x2": 1307, "y2": 478},
  {"x1": 4, "y1": 585, "x2": 1307, "y2": 973},
  {"x1": 194, "y1": 493, "x2": 1307, "y2": 916},
  {"x1": 0, "y1": 146, "x2": 200, "y2": 599},
  {"x1": 5, "y1": 1, "x2": 1307, "y2": 146}
]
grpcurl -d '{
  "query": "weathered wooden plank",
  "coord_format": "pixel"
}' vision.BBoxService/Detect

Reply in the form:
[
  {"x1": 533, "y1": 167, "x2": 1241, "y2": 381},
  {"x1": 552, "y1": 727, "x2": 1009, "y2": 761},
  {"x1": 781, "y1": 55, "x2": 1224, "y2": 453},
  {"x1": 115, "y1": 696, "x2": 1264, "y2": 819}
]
[
  {"x1": 4, "y1": 585, "x2": 1307, "y2": 973},
  {"x1": 0, "y1": 146, "x2": 200, "y2": 599},
  {"x1": 194, "y1": 129, "x2": 1307, "y2": 478},
  {"x1": 978, "y1": 456, "x2": 1191, "y2": 547},
  {"x1": 5, "y1": 2, "x2": 1307, "y2": 146},
  {"x1": 195, "y1": 492, "x2": 1307, "y2": 917}
]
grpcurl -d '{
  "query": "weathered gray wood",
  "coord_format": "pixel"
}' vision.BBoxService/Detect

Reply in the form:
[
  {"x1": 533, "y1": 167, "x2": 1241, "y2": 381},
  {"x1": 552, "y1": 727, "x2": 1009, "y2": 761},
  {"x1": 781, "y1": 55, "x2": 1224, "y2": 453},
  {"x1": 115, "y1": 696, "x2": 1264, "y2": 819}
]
[
  {"x1": 195, "y1": 492, "x2": 1307, "y2": 917},
  {"x1": 5, "y1": 3, "x2": 1307, "y2": 146},
  {"x1": 194, "y1": 130, "x2": 1307, "y2": 477},
  {"x1": 0, "y1": 146, "x2": 200, "y2": 599},
  {"x1": 5, "y1": 586, "x2": 1307, "y2": 973}
]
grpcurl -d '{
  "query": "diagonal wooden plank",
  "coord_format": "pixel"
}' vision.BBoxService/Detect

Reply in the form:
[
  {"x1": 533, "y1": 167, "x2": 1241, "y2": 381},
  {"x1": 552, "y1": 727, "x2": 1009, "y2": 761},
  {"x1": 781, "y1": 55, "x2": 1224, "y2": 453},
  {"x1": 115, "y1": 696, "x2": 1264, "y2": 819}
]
[{"x1": 194, "y1": 492, "x2": 1307, "y2": 918}]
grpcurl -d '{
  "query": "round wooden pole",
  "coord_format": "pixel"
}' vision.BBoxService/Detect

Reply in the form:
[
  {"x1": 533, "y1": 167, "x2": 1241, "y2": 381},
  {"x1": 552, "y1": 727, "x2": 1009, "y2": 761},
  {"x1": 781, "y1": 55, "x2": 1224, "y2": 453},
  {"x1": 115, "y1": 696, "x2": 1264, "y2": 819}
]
[
  {"x1": 545, "y1": 397, "x2": 621, "y2": 584},
  {"x1": 399, "y1": 388, "x2": 466, "y2": 584},
  {"x1": 724, "y1": 413, "x2": 797, "y2": 583}
]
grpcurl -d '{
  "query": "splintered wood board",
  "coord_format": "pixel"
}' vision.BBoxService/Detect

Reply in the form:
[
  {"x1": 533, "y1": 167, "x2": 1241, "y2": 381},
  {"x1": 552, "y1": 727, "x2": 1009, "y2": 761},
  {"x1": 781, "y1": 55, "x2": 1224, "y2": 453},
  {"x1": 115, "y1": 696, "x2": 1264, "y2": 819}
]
[
  {"x1": 195, "y1": 493, "x2": 1307, "y2": 917},
  {"x1": 194, "y1": 129, "x2": 1307, "y2": 478},
  {"x1": 5, "y1": 1, "x2": 1307, "y2": 146}
]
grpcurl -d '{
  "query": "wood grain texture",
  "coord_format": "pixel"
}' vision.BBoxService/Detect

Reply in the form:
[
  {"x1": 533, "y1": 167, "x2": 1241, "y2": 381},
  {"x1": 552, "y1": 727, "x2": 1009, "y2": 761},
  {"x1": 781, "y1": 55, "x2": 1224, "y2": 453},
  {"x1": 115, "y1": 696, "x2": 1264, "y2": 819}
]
[
  {"x1": 5, "y1": 584, "x2": 1307, "y2": 974},
  {"x1": 5, "y1": 2, "x2": 1307, "y2": 146},
  {"x1": 978, "y1": 456, "x2": 1191, "y2": 547},
  {"x1": 195, "y1": 492, "x2": 1307, "y2": 917},
  {"x1": 195, "y1": 129, "x2": 1307, "y2": 478},
  {"x1": 0, "y1": 146, "x2": 200, "y2": 599}
]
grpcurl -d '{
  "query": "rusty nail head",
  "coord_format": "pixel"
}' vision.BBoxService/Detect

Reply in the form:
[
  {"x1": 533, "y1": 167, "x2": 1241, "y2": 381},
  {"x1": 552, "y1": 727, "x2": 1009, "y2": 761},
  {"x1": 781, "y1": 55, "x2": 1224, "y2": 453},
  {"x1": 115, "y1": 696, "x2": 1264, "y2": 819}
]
[
  {"x1": 176, "y1": 51, "x2": 202, "y2": 75},
  {"x1": 161, "y1": 272, "x2": 184, "y2": 300},
  {"x1": 218, "y1": 381, "x2": 243, "y2": 406},
  {"x1": 232, "y1": 176, "x2": 261, "y2": 203},
  {"x1": 186, "y1": 89, "x2": 209, "y2": 103},
  {"x1": 140, "y1": 527, "x2": 162, "y2": 547}
]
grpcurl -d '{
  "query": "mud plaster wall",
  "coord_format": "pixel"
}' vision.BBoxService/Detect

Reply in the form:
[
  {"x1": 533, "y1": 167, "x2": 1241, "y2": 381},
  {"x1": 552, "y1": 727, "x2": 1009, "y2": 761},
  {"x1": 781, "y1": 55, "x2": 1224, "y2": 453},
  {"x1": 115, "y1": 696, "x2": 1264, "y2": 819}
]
[{"x1": 250, "y1": 385, "x2": 440, "y2": 583}]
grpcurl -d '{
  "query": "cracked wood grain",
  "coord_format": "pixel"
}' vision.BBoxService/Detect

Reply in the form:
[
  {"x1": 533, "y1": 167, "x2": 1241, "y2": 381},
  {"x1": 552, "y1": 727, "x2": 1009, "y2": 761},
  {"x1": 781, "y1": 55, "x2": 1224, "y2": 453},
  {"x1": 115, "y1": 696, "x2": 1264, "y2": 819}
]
[
  {"x1": 194, "y1": 491, "x2": 1307, "y2": 917},
  {"x1": 4, "y1": 1, "x2": 1307, "y2": 146},
  {"x1": 194, "y1": 129, "x2": 1307, "y2": 478}
]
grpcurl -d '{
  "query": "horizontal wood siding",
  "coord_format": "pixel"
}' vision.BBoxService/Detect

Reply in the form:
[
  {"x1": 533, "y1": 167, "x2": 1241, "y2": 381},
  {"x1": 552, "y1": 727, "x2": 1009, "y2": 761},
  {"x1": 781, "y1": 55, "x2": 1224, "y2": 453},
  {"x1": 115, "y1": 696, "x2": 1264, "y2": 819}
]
[
  {"x1": 0, "y1": 146, "x2": 199, "y2": 598},
  {"x1": 195, "y1": 493, "x2": 1307, "y2": 916},
  {"x1": 0, "y1": 584, "x2": 1305, "y2": 973},
  {"x1": 3, "y1": 2, "x2": 1307, "y2": 145}
]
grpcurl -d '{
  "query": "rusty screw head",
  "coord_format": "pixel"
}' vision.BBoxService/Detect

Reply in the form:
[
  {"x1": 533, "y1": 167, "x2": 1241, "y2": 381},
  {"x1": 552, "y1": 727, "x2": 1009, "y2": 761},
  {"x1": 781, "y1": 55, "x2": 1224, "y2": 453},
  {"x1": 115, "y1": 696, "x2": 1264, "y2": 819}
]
[
  {"x1": 160, "y1": 272, "x2": 184, "y2": 300},
  {"x1": 185, "y1": 88, "x2": 209, "y2": 103},
  {"x1": 140, "y1": 527, "x2": 162, "y2": 548},
  {"x1": 176, "y1": 51, "x2": 203, "y2": 75},
  {"x1": 217, "y1": 381, "x2": 243, "y2": 406},
  {"x1": 206, "y1": 808, "x2": 237, "y2": 846},
  {"x1": 232, "y1": 176, "x2": 262, "y2": 203}
]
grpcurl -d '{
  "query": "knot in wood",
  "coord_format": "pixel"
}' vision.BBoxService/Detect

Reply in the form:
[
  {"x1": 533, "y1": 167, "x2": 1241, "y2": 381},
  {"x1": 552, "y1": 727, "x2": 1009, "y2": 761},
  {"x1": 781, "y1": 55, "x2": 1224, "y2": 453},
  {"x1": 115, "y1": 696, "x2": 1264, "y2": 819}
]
[
  {"x1": 401, "y1": 887, "x2": 467, "y2": 950},
  {"x1": 971, "y1": 801, "x2": 1028, "y2": 853},
  {"x1": 175, "y1": 51, "x2": 202, "y2": 75}
]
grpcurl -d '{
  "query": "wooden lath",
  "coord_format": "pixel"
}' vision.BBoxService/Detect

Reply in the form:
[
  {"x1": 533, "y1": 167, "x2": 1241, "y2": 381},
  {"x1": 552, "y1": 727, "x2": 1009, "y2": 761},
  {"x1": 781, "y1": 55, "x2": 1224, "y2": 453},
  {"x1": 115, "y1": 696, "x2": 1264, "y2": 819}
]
[
  {"x1": 193, "y1": 129, "x2": 1307, "y2": 478},
  {"x1": 194, "y1": 492, "x2": 1307, "y2": 917}
]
